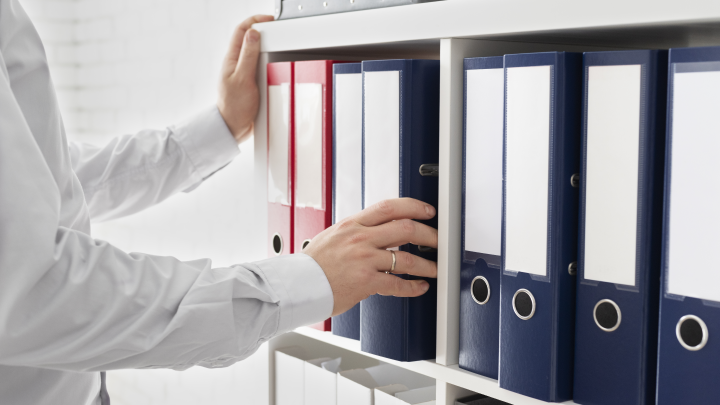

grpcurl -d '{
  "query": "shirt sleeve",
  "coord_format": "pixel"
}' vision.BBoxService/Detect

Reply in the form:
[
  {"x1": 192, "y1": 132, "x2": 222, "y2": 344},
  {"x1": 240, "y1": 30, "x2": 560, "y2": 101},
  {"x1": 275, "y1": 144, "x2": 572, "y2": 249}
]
[
  {"x1": 0, "y1": 51, "x2": 334, "y2": 372},
  {"x1": 68, "y1": 106, "x2": 240, "y2": 222}
]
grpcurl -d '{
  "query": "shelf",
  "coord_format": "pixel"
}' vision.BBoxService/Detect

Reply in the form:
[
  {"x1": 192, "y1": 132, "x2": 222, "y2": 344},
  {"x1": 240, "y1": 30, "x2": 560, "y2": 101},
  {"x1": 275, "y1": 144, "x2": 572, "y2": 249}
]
[
  {"x1": 255, "y1": 0, "x2": 720, "y2": 55},
  {"x1": 253, "y1": 3, "x2": 720, "y2": 404},
  {"x1": 292, "y1": 327, "x2": 576, "y2": 405}
]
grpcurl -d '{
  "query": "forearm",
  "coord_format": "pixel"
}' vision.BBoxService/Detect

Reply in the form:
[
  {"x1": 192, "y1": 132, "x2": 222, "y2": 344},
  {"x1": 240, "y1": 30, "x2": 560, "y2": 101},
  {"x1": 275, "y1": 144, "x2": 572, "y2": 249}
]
[
  {"x1": 0, "y1": 226, "x2": 333, "y2": 372},
  {"x1": 70, "y1": 107, "x2": 239, "y2": 222}
]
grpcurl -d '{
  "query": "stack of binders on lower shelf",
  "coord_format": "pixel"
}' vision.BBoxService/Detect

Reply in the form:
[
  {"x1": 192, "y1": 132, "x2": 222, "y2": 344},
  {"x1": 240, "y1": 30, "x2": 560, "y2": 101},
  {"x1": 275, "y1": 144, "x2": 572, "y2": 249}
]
[{"x1": 460, "y1": 46, "x2": 720, "y2": 404}]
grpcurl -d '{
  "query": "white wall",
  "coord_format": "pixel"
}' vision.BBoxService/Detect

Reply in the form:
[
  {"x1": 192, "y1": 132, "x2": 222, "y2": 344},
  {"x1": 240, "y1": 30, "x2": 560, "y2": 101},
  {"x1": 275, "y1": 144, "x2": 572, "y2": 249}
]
[{"x1": 21, "y1": 0, "x2": 275, "y2": 403}]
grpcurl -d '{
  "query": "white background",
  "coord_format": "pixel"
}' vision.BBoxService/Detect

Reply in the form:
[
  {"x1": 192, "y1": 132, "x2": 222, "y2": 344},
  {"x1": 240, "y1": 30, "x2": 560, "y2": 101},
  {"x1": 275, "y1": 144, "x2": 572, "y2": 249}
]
[{"x1": 21, "y1": 0, "x2": 275, "y2": 403}]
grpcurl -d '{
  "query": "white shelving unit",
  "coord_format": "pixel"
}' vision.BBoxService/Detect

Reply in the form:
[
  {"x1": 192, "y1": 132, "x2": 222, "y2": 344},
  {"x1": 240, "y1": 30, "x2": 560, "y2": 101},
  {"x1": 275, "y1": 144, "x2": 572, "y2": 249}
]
[{"x1": 251, "y1": 2, "x2": 720, "y2": 404}]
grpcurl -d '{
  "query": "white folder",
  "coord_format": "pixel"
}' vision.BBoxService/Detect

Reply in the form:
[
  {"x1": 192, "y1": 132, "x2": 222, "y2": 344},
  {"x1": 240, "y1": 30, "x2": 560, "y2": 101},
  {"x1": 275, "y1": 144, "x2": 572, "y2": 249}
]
[
  {"x1": 375, "y1": 385, "x2": 436, "y2": 405},
  {"x1": 337, "y1": 364, "x2": 434, "y2": 405},
  {"x1": 305, "y1": 357, "x2": 342, "y2": 405},
  {"x1": 275, "y1": 347, "x2": 308, "y2": 405}
]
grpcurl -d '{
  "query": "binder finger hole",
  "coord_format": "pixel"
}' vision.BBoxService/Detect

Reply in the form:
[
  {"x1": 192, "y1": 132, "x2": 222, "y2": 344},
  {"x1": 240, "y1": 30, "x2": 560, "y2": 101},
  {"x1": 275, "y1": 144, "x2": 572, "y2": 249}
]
[
  {"x1": 593, "y1": 299, "x2": 621, "y2": 332},
  {"x1": 512, "y1": 289, "x2": 535, "y2": 320},
  {"x1": 302, "y1": 239, "x2": 311, "y2": 250},
  {"x1": 470, "y1": 276, "x2": 490, "y2": 305},
  {"x1": 272, "y1": 233, "x2": 283, "y2": 256},
  {"x1": 676, "y1": 315, "x2": 708, "y2": 351}
]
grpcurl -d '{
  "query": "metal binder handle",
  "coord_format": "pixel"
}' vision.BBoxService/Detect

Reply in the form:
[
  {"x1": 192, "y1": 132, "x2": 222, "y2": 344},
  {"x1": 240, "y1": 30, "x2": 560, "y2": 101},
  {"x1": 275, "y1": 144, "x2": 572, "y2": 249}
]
[
  {"x1": 419, "y1": 164, "x2": 439, "y2": 177},
  {"x1": 274, "y1": 0, "x2": 283, "y2": 19}
]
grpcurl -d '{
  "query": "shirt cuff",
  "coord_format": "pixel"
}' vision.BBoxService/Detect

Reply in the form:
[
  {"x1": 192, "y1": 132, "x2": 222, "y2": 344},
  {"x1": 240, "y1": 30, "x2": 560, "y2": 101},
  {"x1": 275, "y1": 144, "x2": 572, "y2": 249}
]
[
  {"x1": 171, "y1": 106, "x2": 240, "y2": 180},
  {"x1": 254, "y1": 253, "x2": 334, "y2": 334}
]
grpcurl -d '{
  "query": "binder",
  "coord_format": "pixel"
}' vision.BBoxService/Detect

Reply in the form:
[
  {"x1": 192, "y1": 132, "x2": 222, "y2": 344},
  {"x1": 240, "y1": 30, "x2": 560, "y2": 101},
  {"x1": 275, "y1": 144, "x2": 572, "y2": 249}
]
[
  {"x1": 656, "y1": 46, "x2": 720, "y2": 404},
  {"x1": 459, "y1": 56, "x2": 504, "y2": 379},
  {"x1": 267, "y1": 62, "x2": 294, "y2": 257},
  {"x1": 498, "y1": 52, "x2": 582, "y2": 402},
  {"x1": 455, "y1": 393, "x2": 510, "y2": 405},
  {"x1": 294, "y1": 60, "x2": 348, "y2": 331},
  {"x1": 360, "y1": 59, "x2": 440, "y2": 362},
  {"x1": 573, "y1": 50, "x2": 668, "y2": 405},
  {"x1": 331, "y1": 62, "x2": 363, "y2": 340}
]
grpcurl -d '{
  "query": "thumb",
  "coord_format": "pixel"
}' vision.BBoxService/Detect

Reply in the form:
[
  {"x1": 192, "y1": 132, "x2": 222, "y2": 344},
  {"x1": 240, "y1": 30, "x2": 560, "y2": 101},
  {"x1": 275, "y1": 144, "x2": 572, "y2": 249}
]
[{"x1": 235, "y1": 29, "x2": 261, "y2": 80}]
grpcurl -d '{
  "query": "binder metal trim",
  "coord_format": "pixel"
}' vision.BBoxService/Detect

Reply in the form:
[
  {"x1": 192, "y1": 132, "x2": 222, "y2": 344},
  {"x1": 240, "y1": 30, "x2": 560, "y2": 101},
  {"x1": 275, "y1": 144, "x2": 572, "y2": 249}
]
[
  {"x1": 593, "y1": 298, "x2": 622, "y2": 332},
  {"x1": 512, "y1": 288, "x2": 536, "y2": 320},
  {"x1": 675, "y1": 314, "x2": 708, "y2": 351},
  {"x1": 470, "y1": 276, "x2": 491, "y2": 305}
]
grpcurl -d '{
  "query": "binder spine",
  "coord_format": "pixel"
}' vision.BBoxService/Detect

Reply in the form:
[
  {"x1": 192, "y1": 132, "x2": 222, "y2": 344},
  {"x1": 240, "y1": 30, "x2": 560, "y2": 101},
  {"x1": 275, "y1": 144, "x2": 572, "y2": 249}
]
[
  {"x1": 332, "y1": 62, "x2": 363, "y2": 340},
  {"x1": 499, "y1": 52, "x2": 581, "y2": 402},
  {"x1": 656, "y1": 46, "x2": 720, "y2": 405},
  {"x1": 459, "y1": 56, "x2": 504, "y2": 379},
  {"x1": 360, "y1": 59, "x2": 439, "y2": 361},
  {"x1": 573, "y1": 50, "x2": 667, "y2": 405},
  {"x1": 267, "y1": 62, "x2": 295, "y2": 257}
]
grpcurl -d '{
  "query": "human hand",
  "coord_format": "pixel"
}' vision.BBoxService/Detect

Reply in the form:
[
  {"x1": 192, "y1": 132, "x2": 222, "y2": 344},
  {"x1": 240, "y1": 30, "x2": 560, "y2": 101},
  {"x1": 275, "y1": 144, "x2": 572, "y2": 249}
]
[
  {"x1": 217, "y1": 15, "x2": 274, "y2": 144},
  {"x1": 303, "y1": 198, "x2": 439, "y2": 317}
]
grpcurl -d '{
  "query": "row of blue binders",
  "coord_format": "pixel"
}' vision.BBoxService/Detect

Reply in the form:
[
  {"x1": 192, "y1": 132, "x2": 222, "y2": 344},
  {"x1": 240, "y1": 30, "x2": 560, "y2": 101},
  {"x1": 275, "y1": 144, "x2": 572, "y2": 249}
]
[
  {"x1": 329, "y1": 46, "x2": 720, "y2": 404},
  {"x1": 459, "y1": 47, "x2": 720, "y2": 404}
]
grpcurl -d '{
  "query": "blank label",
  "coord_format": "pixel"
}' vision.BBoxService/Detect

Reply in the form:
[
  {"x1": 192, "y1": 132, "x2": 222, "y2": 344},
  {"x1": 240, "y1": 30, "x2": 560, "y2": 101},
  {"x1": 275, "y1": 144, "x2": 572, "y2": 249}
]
[
  {"x1": 464, "y1": 68, "x2": 504, "y2": 256},
  {"x1": 583, "y1": 65, "x2": 641, "y2": 286},
  {"x1": 667, "y1": 65, "x2": 720, "y2": 302},
  {"x1": 504, "y1": 65, "x2": 551, "y2": 277},
  {"x1": 334, "y1": 73, "x2": 363, "y2": 222},
  {"x1": 268, "y1": 83, "x2": 291, "y2": 205},
  {"x1": 295, "y1": 83, "x2": 324, "y2": 209},
  {"x1": 363, "y1": 71, "x2": 400, "y2": 208}
]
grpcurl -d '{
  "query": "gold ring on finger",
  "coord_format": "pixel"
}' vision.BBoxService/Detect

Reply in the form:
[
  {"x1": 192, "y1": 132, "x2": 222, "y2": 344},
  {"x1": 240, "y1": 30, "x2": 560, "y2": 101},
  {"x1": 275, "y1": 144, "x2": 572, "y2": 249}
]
[{"x1": 385, "y1": 250, "x2": 396, "y2": 274}]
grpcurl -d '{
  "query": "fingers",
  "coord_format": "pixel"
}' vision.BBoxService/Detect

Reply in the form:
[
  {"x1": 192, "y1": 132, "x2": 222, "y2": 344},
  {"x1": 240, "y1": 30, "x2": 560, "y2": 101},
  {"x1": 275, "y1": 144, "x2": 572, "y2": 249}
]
[
  {"x1": 223, "y1": 15, "x2": 274, "y2": 75},
  {"x1": 353, "y1": 198, "x2": 436, "y2": 227},
  {"x1": 369, "y1": 219, "x2": 438, "y2": 250},
  {"x1": 373, "y1": 250, "x2": 437, "y2": 278},
  {"x1": 373, "y1": 273, "x2": 430, "y2": 297},
  {"x1": 235, "y1": 29, "x2": 261, "y2": 79}
]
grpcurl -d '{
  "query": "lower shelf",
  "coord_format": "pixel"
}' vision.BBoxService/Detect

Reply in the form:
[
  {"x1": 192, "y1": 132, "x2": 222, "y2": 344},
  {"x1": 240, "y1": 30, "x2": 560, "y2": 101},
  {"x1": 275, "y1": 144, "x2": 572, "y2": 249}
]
[{"x1": 292, "y1": 327, "x2": 578, "y2": 405}]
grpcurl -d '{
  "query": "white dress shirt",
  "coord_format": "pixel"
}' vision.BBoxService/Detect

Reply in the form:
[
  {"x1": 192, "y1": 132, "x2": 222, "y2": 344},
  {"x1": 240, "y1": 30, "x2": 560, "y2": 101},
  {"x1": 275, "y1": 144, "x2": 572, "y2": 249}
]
[{"x1": 0, "y1": 1, "x2": 334, "y2": 404}]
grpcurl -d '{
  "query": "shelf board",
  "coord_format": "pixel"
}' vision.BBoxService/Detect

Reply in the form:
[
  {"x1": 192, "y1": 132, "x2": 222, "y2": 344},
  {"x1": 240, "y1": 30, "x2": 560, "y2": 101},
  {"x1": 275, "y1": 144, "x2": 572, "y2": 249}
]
[
  {"x1": 256, "y1": 0, "x2": 720, "y2": 54},
  {"x1": 293, "y1": 327, "x2": 577, "y2": 405}
]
